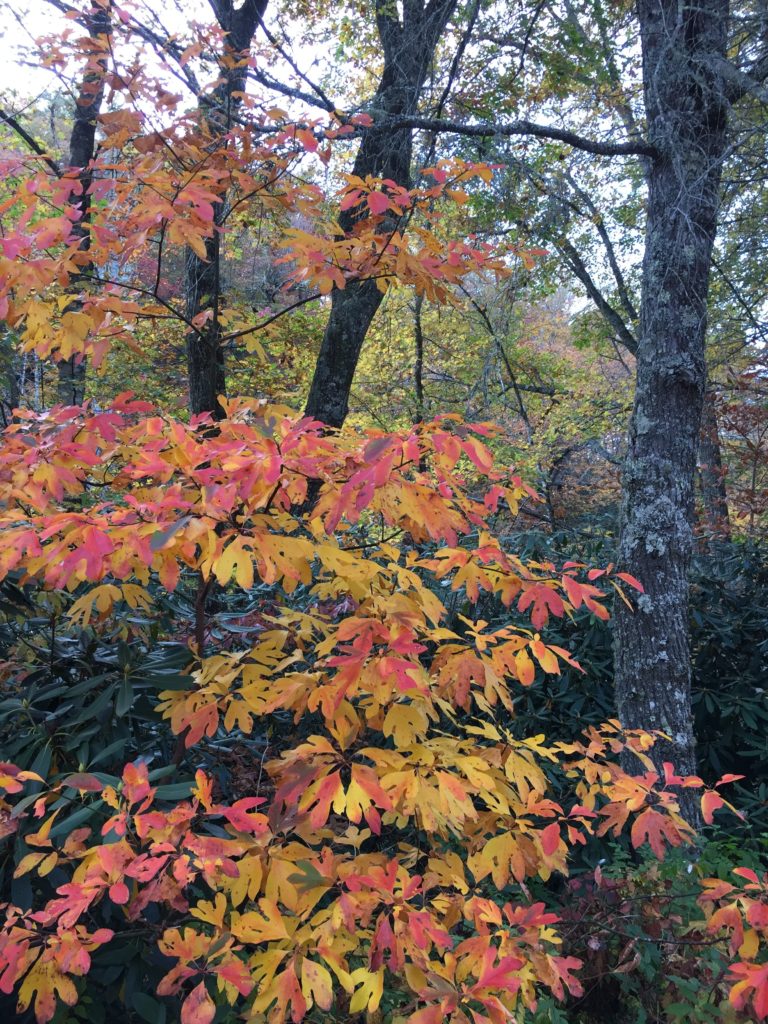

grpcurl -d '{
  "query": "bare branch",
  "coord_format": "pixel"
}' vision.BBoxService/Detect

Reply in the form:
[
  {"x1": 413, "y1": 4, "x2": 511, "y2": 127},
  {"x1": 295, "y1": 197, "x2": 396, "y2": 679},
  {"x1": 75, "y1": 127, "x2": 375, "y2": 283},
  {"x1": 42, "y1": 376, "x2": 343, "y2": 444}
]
[
  {"x1": 254, "y1": 9, "x2": 337, "y2": 113},
  {"x1": 375, "y1": 114, "x2": 656, "y2": 158},
  {"x1": 709, "y1": 53, "x2": 768, "y2": 103},
  {"x1": 556, "y1": 237, "x2": 638, "y2": 354},
  {"x1": 563, "y1": 168, "x2": 639, "y2": 324}
]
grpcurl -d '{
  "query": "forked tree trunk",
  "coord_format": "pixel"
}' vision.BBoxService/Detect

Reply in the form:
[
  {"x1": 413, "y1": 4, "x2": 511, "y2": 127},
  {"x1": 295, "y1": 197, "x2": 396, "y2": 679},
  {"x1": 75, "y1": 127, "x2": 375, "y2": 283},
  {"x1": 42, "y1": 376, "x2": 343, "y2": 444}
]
[
  {"x1": 614, "y1": 0, "x2": 729, "y2": 820},
  {"x1": 304, "y1": 0, "x2": 458, "y2": 427}
]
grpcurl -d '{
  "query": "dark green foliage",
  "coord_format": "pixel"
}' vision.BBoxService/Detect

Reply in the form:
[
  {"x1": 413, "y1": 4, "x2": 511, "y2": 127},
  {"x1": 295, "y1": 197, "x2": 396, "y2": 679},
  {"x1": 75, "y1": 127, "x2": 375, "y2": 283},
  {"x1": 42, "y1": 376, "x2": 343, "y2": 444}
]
[{"x1": 489, "y1": 529, "x2": 768, "y2": 831}]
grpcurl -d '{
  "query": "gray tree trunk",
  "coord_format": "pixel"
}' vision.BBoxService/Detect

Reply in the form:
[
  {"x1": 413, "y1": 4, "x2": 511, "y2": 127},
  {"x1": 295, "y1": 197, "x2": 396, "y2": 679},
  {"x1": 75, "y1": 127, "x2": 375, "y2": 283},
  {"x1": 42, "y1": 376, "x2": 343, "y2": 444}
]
[
  {"x1": 304, "y1": 0, "x2": 458, "y2": 428},
  {"x1": 614, "y1": 0, "x2": 730, "y2": 819}
]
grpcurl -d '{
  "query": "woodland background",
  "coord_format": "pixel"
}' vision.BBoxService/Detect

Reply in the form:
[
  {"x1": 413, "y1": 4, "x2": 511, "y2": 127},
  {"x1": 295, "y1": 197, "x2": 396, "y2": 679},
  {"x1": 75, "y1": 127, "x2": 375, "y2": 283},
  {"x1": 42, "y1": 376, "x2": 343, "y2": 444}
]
[{"x1": 0, "y1": 0, "x2": 766, "y2": 1022}]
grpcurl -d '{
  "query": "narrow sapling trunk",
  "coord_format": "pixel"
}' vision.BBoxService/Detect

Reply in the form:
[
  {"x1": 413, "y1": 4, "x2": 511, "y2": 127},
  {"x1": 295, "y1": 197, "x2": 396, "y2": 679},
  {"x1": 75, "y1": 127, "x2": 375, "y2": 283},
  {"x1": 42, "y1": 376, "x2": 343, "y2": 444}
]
[{"x1": 56, "y1": 0, "x2": 112, "y2": 406}]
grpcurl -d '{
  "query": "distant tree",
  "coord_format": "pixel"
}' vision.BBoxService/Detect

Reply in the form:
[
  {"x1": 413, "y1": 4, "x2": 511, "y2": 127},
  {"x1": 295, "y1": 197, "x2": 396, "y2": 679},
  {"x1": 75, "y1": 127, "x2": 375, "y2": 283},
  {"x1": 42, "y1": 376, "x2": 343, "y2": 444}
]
[{"x1": 304, "y1": 0, "x2": 459, "y2": 428}]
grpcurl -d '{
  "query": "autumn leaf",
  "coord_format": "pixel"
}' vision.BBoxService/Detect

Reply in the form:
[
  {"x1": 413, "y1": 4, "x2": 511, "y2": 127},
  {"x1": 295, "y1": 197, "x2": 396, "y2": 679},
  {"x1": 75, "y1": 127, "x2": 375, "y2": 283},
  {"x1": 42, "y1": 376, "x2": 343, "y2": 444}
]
[
  {"x1": 181, "y1": 982, "x2": 216, "y2": 1024},
  {"x1": 630, "y1": 807, "x2": 686, "y2": 859},
  {"x1": 366, "y1": 191, "x2": 390, "y2": 215},
  {"x1": 349, "y1": 967, "x2": 384, "y2": 1013},
  {"x1": 540, "y1": 822, "x2": 561, "y2": 856},
  {"x1": 301, "y1": 958, "x2": 333, "y2": 1010},
  {"x1": 517, "y1": 585, "x2": 565, "y2": 630}
]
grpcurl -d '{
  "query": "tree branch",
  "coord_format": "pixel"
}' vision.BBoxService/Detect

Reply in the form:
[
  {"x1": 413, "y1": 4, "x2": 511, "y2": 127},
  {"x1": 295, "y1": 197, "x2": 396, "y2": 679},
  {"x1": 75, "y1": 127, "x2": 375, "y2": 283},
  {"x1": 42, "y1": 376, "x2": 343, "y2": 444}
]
[
  {"x1": 0, "y1": 107, "x2": 61, "y2": 175},
  {"x1": 556, "y1": 237, "x2": 638, "y2": 354},
  {"x1": 254, "y1": 8, "x2": 337, "y2": 113},
  {"x1": 373, "y1": 114, "x2": 656, "y2": 158},
  {"x1": 563, "y1": 168, "x2": 639, "y2": 324},
  {"x1": 708, "y1": 53, "x2": 768, "y2": 104}
]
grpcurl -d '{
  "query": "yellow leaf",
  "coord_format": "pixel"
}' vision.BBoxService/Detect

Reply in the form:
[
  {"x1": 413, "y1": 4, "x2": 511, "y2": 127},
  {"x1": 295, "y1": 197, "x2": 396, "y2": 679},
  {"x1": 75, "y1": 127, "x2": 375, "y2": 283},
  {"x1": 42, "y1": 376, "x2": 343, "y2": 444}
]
[
  {"x1": 67, "y1": 584, "x2": 122, "y2": 625},
  {"x1": 190, "y1": 892, "x2": 227, "y2": 928},
  {"x1": 214, "y1": 538, "x2": 254, "y2": 590},
  {"x1": 349, "y1": 967, "x2": 383, "y2": 1013},
  {"x1": 301, "y1": 958, "x2": 333, "y2": 1011},
  {"x1": 531, "y1": 639, "x2": 559, "y2": 674},
  {"x1": 13, "y1": 852, "x2": 46, "y2": 877},
  {"x1": 740, "y1": 927, "x2": 760, "y2": 959},
  {"x1": 38, "y1": 851, "x2": 59, "y2": 876},
  {"x1": 230, "y1": 899, "x2": 290, "y2": 943},
  {"x1": 515, "y1": 648, "x2": 535, "y2": 685},
  {"x1": 383, "y1": 701, "x2": 430, "y2": 745},
  {"x1": 223, "y1": 854, "x2": 263, "y2": 908}
]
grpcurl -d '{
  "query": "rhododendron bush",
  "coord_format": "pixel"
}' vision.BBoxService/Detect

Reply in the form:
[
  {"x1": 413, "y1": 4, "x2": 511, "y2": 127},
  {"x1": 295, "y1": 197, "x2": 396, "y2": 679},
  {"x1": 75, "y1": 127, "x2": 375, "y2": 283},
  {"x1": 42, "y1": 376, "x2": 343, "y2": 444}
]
[{"x1": 0, "y1": 397, "x2": 761, "y2": 1023}]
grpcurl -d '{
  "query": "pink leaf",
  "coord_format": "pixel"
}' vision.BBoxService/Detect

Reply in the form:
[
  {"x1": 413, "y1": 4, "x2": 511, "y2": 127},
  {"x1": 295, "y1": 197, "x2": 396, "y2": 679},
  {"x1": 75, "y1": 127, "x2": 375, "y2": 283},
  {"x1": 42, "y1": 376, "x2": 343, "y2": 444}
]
[
  {"x1": 181, "y1": 982, "x2": 215, "y2": 1024},
  {"x1": 366, "y1": 191, "x2": 390, "y2": 215}
]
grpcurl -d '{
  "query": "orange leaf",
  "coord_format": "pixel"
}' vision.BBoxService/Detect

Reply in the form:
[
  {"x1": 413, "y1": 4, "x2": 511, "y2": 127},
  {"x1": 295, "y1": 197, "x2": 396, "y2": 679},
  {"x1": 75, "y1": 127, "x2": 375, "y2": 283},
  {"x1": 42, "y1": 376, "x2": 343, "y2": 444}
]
[
  {"x1": 616, "y1": 571, "x2": 644, "y2": 592},
  {"x1": 181, "y1": 982, "x2": 215, "y2": 1024},
  {"x1": 518, "y1": 585, "x2": 564, "y2": 630}
]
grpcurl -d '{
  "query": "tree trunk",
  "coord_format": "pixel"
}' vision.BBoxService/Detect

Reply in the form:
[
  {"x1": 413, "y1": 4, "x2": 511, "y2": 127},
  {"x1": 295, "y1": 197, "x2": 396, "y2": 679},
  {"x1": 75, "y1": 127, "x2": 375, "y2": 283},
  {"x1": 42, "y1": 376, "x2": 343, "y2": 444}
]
[
  {"x1": 413, "y1": 292, "x2": 425, "y2": 424},
  {"x1": 0, "y1": 329, "x2": 20, "y2": 425},
  {"x1": 698, "y1": 385, "x2": 731, "y2": 539},
  {"x1": 55, "y1": 0, "x2": 112, "y2": 406},
  {"x1": 185, "y1": 0, "x2": 266, "y2": 419},
  {"x1": 57, "y1": 357, "x2": 88, "y2": 407},
  {"x1": 614, "y1": 0, "x2": 729, "y2": 819},
  {"x1": 304, "y1": 0, "x2": 458, "y2": 428},
  {"x1": 186, "y1": 219, "x2": 227, "y2": 418}
]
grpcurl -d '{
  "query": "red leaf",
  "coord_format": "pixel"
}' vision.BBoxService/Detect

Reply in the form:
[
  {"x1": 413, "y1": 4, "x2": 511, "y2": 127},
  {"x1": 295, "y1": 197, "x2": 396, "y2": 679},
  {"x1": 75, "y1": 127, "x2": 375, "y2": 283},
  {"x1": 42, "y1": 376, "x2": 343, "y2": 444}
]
[
  {"x1": 339, "y1": 188, "x2": 362, "y2": 211},
  {"x1": 748, "y1": 903, "x2": 768, "y2": 928},
  {"x1": 541, "y1": 822, "x2": 560, "y2": 856},
  {"x1": 517, "y1": 585, "x2": 565, "y2": 630},
  {"x1": 701, "y1": 789, "x2": 725, "y2": 824},
  {"x1": 408, "y1": 1007, "x2": 445, "y2": 1024},
  {"x1": 296, "y1": 128, "x2": 318, "y2": 152},
  {"x1": 630, "y1": 807, "x2": 684, "y2": 859},
  {"x1": 716, "y1": 773, "x2": 745, "y2": 787},
  {"x1": 61, "y1": 773, "x2": 103, "y2": 792},
  {"x1": 733, "y1": 867, "x2": 761, "y2": 886}
]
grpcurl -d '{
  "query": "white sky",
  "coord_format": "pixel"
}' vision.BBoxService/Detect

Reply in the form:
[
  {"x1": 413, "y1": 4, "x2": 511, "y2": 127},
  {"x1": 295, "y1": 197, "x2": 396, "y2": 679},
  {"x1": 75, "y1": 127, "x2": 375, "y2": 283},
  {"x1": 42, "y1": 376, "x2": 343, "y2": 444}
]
[{"x1": 1, "y1": 2, "x2": 70, "y2": 93}]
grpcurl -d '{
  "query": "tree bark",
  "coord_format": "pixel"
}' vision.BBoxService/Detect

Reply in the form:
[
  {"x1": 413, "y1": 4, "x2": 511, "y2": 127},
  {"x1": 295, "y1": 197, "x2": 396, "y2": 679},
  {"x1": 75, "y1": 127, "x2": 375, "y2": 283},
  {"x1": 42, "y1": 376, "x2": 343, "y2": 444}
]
[
  {"x1": 698, "y1": 385, "x2": 731, "y2": 539},
  {"x1": 614, "y1": 0, "x2": 730, "y2": 818},
  {"x1": 304, "y1": 0, "x2": 458, "y2": 428},
  {"x1": 185, "y1": 0, "x2": 266, "y2": 419},
  {"x1": 55, "y1": 0, "x2": 112, "y2": 406}
]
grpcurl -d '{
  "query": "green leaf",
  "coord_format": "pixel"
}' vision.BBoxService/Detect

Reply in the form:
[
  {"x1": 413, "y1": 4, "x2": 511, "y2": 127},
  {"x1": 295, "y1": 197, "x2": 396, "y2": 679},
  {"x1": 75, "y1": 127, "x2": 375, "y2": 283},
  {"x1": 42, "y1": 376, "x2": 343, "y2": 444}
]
[
  {"x1": 132, "y1": 992, "x2": 167, "y2": 1024},
  {"x1": 48, "y1": 803, "x2": 101, "y2": 840},
  {"x1": 70, "y1": 684, "x2": 117, "y2": 726},
  {"x1": 154, "y1": 781, "x2": 194, "y2": 801},
  {"x1": 116, "y1": 675, "x2": 133, "y2": 717},
  {"x1": 89, "y1": 738, "x2": 128, "y2": 767}
]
